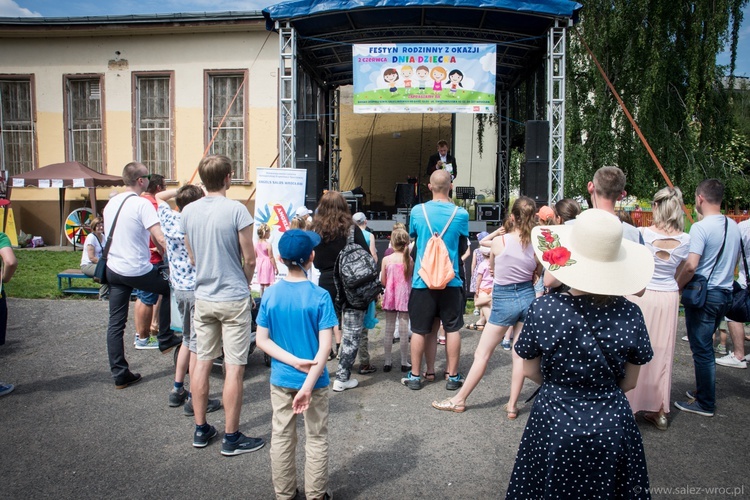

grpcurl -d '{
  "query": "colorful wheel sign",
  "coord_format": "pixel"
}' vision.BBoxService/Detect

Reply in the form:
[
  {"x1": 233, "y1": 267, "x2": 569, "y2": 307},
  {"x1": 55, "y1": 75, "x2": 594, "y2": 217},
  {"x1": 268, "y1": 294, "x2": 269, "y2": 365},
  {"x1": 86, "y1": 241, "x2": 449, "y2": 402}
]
[{"x1": 65, "y1": 207, "x2": 94, "y2": 245}]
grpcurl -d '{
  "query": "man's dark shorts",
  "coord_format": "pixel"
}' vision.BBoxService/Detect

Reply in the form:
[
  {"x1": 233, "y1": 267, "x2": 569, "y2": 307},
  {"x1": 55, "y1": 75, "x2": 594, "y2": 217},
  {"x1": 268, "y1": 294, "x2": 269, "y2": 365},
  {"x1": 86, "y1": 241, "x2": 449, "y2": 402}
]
[{"x1": 408, "y1": 287, "x2": 465, "y2": 334}]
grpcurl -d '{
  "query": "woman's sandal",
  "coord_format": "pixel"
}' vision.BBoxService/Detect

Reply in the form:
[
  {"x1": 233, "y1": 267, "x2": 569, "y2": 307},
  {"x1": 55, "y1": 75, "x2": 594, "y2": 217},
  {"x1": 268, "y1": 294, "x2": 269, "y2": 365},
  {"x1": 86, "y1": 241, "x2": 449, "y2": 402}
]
[
  {"x1": 502, "y1": 403, "x2": 518, "y2": 420},
  {"x1": 422, "y1": 372, "x2": 436, "y2": 383},
  {"x1": 432, "y1": 398, "x2": 466, "y2": 413},
  {"x1": 467, "y1": 323, "x2": 485, "y2": 331}
]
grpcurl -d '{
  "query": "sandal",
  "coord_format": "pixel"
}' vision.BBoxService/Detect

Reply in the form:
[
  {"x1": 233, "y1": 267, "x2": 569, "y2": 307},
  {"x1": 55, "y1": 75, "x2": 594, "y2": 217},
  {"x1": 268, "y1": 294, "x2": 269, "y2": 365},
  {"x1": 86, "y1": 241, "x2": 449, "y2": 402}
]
[
  {"x1": 358, "y1": 364, "x2": 377, "y2": 375},
  {"x1": 422, "y1": 372, "x2": 436, "y2": 383},
  {"x1": 502, "y1": 403, "x2": 518, "y2": 420},
  {"x1": 467, "y1": 323, "x2": 485, "y2": 331},
  {"x1": 432, "y1": 398, "x2": 466, "y2": 413},
  {"x1": 437, "y1": 337, "x2": 446, "y2": 345}
]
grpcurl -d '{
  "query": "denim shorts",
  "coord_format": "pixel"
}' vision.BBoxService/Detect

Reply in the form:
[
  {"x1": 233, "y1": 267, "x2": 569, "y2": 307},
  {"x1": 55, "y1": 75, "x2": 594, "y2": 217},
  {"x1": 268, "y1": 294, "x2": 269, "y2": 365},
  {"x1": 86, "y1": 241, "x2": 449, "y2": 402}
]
[
  {"x1": 135, "y1": 289, "x2": 159, "y2": 306},
  {"x1": 488, "y1": 281, "x2": 535, "y2": 327}
]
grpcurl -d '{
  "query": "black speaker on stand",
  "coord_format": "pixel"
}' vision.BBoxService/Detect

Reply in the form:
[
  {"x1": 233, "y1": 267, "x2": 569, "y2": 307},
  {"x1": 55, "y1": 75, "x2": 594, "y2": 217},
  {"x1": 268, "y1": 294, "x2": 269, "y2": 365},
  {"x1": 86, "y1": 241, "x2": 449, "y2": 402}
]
[
  {"x1": 522, "y1": 120, "x2": 550, "y2": 206},
  {"x1": 296, "y1": 119, "x2": 325, "y2": 206}
]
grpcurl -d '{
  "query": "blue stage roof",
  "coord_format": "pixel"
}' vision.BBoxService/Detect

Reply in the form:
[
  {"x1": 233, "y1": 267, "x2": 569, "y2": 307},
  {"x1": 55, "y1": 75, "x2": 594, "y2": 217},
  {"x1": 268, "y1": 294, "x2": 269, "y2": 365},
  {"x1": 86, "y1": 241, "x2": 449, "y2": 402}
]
[{"x1": 262, "y1": 0, "x2": 583, "y2": 89}]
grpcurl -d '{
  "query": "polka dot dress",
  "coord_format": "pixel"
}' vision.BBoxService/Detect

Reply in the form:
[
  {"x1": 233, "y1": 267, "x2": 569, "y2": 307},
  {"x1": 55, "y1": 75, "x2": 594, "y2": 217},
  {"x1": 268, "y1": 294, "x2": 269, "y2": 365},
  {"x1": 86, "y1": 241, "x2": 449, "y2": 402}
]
[{"x1": 506, "y1": 294, "x2": 654, "y2": 499}]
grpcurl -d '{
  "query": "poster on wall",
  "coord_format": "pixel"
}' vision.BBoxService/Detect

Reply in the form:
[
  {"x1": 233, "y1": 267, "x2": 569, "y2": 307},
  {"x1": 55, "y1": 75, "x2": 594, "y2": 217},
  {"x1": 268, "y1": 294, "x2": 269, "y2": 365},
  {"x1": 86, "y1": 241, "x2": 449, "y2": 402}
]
[
  {"x1": 352, "y1": 43, "x2": 496, "y2": 114},
  {"x1": 252, "y1": 167, "x2": 308, "y2": 284}
]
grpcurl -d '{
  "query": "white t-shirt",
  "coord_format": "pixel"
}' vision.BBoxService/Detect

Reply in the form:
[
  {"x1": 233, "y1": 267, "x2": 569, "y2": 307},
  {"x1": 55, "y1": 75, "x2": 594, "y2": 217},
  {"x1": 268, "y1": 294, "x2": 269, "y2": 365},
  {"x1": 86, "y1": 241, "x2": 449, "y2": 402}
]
[
  {"x1": 80, "y1": 232, "x2": 104, "y2": 267},
  {"x1": 641, "y1": 227, "x2": 690, "y2": 292},
  {"x1": 103, "y1": 192, "x2": 160, "y2": 277}
]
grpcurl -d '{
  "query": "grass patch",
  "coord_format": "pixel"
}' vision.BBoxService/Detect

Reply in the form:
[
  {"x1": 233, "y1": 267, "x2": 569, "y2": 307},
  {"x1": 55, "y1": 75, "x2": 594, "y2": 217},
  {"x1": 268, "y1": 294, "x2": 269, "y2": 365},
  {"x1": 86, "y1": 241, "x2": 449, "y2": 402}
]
[{"x1": 5, "y1": 249, "x2": 88, "y2": 299}]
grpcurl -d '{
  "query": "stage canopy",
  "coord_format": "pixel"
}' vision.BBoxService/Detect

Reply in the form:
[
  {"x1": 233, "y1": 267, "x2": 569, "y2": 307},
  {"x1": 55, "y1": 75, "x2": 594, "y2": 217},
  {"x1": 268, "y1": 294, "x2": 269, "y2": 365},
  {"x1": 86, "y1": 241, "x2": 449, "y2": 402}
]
[{"x1": 263, "y1": 0, "x2": 583, "y2": 90}]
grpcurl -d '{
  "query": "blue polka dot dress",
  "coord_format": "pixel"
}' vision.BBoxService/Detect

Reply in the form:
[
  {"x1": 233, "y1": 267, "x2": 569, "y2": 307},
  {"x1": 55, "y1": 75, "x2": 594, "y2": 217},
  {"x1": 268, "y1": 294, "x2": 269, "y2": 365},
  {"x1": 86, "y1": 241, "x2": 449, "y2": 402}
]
[{"x1": 506, "y1": 294, "x2": 654, "y2": 499}]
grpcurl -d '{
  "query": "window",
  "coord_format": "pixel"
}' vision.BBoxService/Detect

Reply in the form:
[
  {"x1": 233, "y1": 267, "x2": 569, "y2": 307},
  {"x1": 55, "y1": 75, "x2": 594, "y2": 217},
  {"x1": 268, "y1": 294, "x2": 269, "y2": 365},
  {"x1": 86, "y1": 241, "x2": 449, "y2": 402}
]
[
  {"x1": 134, "y1": 73, "x2": 174, "y2": 179},
  {"x1": 65, "y1": 75, "x2": 104, "y2": 172},
  {"x1": 206, "y1": 72, "x2": 247, "y2": 180},
  {"x1": 0, "y1": 77, "x2": 36, "y2": 175}
]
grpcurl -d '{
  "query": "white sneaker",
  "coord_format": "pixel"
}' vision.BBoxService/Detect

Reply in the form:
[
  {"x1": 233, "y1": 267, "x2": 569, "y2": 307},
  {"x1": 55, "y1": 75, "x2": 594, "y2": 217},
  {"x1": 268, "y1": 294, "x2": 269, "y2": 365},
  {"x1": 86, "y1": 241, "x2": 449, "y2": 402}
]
[
  {"x1": 681, "y1": 335, "x2": 689, "y2": 342},
  {"x1": 715, "y1": 353, "x2": 747, "y2": 369},
  {"x1": 332, "y1": 379, "x2": 359, "y2": 392},
  {"x1": 745, "y1": 354, "x2": 750, "y2": 362},
  {"x1": 473, "y1": 308, "x2": 480, "y2": 316}
]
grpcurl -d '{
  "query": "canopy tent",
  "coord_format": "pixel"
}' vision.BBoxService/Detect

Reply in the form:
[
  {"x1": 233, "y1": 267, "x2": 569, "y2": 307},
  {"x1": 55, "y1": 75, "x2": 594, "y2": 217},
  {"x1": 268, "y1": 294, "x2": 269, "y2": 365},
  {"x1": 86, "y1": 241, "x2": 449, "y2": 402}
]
[
  {"x1": 262, "y1": 0, "x2": 583, "y2": 89},
  {"x1": 4, "y1": 162, "x2": 124, "y2": 246}
]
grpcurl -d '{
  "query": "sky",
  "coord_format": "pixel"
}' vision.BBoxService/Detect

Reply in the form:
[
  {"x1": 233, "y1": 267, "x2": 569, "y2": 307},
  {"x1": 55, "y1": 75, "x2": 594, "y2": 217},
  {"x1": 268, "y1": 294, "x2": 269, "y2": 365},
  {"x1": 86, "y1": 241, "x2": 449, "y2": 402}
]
[{"x1": 1, "y1": 0, "x2": 749, "y2": 77}]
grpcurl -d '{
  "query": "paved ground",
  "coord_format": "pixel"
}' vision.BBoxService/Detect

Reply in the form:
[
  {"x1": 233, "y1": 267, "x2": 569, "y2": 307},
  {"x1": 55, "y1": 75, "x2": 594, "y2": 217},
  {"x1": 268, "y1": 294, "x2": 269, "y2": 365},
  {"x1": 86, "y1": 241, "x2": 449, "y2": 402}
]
[{"x1": 1, "y1": 298, "x2": 749, "y2": 499}]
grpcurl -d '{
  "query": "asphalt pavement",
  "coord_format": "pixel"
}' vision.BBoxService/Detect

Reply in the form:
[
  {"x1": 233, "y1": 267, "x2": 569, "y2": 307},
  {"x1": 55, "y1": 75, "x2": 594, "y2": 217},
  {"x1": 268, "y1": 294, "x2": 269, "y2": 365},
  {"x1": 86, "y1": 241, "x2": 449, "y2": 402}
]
[{"x1": 1, "y1": 298, "x2": 748, "y2": 499}]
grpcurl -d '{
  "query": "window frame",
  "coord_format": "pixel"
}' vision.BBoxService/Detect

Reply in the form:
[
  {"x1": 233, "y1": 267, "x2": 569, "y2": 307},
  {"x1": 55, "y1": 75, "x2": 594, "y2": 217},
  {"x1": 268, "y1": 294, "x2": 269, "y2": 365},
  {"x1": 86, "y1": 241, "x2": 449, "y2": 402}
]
[
  {"x1": 0, "y1": 74, "x2": 38, "y2": 175},
  {"x1": 204, "y1": 69, "x2": 249, "y2": 182},
  {"x1": 132, "y1": 71, "x2": 175, "y2": 180},
  {"x1": 63, "y1": 73, "x2": 106, "y2": 172}
]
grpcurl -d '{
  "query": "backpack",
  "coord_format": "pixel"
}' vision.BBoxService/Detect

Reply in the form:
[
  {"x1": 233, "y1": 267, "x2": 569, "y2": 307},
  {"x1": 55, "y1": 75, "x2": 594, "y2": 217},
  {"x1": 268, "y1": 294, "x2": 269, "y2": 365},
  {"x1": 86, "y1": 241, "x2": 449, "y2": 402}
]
[
  {"x1": 417, "y1": 203, "x2": 459, "y2": 290},
  {"x1": 334, "y1": 226, "x2": 384, "y2": 310}
]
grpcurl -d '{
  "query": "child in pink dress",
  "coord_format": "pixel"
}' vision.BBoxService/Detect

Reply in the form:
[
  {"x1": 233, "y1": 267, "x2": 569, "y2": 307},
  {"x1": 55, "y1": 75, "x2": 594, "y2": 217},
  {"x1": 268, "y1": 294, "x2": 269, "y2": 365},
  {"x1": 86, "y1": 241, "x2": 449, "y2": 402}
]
[
  {"x1": 255, "y1": 223, "x2": 278, "y2": 296},
  {"x1": 380, "y1": 228, "x2": 412, "y2": 373}
]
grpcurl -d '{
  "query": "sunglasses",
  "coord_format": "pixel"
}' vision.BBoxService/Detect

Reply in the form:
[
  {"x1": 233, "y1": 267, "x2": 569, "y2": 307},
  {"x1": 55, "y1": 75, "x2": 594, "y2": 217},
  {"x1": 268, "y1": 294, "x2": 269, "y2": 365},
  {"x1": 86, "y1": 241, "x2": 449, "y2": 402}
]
[{"x1": 139, "y1": 174, "x2": 152, "y2": 180}]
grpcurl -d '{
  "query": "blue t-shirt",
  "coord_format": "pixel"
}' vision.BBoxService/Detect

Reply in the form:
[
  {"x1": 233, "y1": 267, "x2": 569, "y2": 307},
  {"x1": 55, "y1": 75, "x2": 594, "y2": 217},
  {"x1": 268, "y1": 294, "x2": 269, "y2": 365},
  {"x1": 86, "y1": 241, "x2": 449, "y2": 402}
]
[
  {"x1": 409, "y1": 201, "x2": 469, "y2": 289},
  {"x1": 689, "y1": 214, "x2": 741, "y2": 291},
  {"x1": 256, "y1": 279, "x2": 338, "y2": 390}
]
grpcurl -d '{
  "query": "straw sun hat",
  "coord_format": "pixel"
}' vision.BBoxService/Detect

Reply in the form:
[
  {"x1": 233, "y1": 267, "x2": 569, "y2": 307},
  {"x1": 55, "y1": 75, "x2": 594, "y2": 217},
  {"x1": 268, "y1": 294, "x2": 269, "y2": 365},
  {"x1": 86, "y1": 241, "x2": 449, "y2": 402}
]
[{"x1": 532, "y1": 209, "x2": 654, "y2": 296}]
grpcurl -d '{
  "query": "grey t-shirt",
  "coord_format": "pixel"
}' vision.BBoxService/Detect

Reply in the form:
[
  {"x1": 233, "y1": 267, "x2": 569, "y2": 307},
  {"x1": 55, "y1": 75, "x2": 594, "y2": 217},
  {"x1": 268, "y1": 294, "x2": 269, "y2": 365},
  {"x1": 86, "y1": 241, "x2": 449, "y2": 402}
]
[{"x1": 181, "y1": 195, "x2": 254, "y2": 302}]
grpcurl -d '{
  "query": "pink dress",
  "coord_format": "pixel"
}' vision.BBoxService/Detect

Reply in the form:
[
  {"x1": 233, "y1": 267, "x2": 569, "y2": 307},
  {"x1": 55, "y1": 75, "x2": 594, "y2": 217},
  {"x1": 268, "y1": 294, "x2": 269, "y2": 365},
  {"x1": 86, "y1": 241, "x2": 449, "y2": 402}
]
[
  {"x1": 254, "y1": 240, "x2": 275, "y2": 286},
  {"x1": 382, "y1": 259, "x2": 412, "y2": 312}
]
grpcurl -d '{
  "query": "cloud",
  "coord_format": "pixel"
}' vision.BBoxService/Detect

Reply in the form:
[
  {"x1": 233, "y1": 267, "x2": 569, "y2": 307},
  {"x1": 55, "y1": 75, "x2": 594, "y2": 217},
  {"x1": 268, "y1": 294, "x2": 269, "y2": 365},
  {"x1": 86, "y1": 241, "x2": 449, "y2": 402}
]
[{"x1": 0, "y1": 0, "x2": 41, "y2": 17}]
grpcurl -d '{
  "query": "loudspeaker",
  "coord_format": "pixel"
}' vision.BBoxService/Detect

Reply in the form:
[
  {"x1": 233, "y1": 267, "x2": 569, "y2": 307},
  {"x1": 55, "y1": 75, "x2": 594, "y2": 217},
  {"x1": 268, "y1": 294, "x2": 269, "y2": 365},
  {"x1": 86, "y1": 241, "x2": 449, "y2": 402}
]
[
  {"x1": 521, "y1": 161, "x2": 548, "y2": 206},
  {"x1": 296, "y1": 119, "x2": 318, "y2": 161},
  {"x1": 298, "y1": 160, "x2": 325, "y2": 207},
  {"x1": 525, "y1": 120, "x2": 549, "y2": 162},
  {"x1": 395, "y1": 183, "x2": 417, "y2": 208}
]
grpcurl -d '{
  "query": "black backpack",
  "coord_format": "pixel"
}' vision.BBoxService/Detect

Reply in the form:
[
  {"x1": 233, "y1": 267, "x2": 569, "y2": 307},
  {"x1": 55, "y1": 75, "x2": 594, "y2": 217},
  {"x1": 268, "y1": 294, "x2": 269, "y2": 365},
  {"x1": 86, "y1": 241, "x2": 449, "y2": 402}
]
[{"x1": 334, "y1": 226, "x2": 384, "y2": 310}]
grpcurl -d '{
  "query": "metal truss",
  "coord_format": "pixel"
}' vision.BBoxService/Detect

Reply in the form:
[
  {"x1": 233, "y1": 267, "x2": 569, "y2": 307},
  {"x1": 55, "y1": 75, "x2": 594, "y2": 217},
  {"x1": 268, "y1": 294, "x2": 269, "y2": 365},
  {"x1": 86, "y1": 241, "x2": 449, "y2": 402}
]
[
  {"x1": 547, "y1": 19, "x2": 567, "y2": 203},
  {"x1": 277, "y1": 21, "x2": 297, "y2": 168},
  {"x1": 328, "y1": 87, "x2": 341, "y2": 191},
  {"x1": 497, "y1": 91, "x2": 510, "y2": 218}
]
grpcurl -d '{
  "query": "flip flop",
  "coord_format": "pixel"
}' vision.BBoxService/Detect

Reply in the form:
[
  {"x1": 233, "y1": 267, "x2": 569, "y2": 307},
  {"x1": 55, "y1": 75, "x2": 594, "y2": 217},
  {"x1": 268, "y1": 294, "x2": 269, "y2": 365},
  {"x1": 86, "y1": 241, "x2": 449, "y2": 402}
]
[
  {"x1": 467, "y1": 323, "x2": 485, "y2": 331},
  {"x1": 432, "y1": 398, "x2": 466, "y2": 413}
]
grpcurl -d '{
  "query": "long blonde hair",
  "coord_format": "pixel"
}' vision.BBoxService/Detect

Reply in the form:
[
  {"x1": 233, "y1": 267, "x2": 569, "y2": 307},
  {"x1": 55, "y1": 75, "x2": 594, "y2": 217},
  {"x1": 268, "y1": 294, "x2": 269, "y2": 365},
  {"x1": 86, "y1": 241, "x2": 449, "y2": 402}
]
[
  {"x1": 503, "y1": 196, "x2": 537, "y2": 246},
  {"x1": 390, "y1": 228, "x2": 412, "y2": 280},
  {"x1": 652, "y1": 186, "x2": 685, "y2": 232}
]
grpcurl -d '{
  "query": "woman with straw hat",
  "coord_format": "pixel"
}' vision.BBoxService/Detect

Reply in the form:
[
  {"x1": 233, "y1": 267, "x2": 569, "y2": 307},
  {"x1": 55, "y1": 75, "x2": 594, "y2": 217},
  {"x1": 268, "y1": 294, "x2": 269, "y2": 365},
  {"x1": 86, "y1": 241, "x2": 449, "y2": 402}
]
[{"x1": 506, "y1": 208, "x2": 655, "y2": 499}]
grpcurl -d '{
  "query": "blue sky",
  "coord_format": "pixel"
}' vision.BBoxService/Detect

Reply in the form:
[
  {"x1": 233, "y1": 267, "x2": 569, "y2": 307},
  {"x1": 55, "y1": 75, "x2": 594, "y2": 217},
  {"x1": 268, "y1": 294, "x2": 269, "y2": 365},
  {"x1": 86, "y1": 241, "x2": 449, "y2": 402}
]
[{"x1": 2, "y1": 0, "x2": 749, "y2": 77}]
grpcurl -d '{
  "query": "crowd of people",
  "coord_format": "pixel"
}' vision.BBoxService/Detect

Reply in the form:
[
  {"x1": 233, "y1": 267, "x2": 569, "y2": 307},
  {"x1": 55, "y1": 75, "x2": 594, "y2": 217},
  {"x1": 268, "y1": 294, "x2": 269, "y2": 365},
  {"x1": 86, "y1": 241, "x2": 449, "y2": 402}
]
[{"x1": 4, "y1": 147, "x2": 750, "y2": 498}]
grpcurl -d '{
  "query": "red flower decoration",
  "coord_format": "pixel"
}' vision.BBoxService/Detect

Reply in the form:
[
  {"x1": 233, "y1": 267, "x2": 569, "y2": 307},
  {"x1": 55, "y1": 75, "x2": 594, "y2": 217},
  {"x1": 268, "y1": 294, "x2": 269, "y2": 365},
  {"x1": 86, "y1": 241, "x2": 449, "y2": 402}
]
[{"x1": 537, "y1": 228, "x2": 576, "y2": 271}]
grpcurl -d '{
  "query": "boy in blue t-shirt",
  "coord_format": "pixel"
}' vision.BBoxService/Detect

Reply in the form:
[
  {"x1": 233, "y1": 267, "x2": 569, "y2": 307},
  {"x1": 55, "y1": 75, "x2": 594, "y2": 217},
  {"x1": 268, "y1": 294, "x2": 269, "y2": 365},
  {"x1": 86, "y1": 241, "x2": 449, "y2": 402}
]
[{"x1": 256, "y1": 229, "x2": 337, "y2": 500}]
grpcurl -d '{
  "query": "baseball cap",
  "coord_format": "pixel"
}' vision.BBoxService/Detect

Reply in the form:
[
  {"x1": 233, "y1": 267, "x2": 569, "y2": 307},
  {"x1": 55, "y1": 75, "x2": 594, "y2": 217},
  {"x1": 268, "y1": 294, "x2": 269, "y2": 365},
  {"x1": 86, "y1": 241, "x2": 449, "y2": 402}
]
[
  {"x1": 278, "y1": 229, "x2": 321, "y2": 267},
  {"x1": 352, "y1": 212, "x2": 367, "y2": 224},
  {"x1": 295, "y1": 206, "x2": 313, "y2": 218},
  {"x1": 537, "y1": 206, "x2": 556, "y2": 221}
]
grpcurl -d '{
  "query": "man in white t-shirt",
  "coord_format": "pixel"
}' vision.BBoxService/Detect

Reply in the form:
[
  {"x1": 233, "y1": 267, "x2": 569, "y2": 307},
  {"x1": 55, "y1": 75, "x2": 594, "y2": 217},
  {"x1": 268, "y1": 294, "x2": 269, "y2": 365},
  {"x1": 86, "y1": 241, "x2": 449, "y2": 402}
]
[
  {"x1": 587, "y1": 166, "x2": 642, "y2": 243},
  {"x1": 103, "y1": 162, "x2": 182, "y2": 390}
]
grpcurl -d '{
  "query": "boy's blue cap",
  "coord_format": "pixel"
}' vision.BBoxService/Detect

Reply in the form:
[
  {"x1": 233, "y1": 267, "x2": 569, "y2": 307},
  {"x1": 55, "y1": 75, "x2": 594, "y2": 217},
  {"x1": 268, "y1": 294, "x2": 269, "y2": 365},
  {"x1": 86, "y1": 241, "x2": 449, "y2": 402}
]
[{"x1": 278, "y1": 229, "x2": 321, "y2": 267}]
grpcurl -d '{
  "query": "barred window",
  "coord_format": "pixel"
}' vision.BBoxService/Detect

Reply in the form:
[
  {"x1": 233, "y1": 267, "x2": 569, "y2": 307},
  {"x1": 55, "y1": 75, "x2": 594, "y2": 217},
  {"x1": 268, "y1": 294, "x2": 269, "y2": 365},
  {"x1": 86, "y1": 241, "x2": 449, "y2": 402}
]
[
  {"x1": 135, "y1": 74, "x2": 173, "y2": 179},
  {"x1": 65, "y1": 76, "x2": 104, "y2": 172},
  {"x1": 207, "y1": 73, "x2": 246, "y2": 180},
  {"x1": 0, "y1": 78, "x2": 35, "y2": 175}
]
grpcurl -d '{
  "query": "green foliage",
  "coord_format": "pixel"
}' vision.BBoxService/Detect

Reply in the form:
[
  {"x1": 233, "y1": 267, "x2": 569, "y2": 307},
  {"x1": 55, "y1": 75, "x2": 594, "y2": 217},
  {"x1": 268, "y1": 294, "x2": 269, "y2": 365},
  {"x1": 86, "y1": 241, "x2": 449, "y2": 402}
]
[
  {"x1": 565, "y1": 0, "x2": 749, "y2": 204},
  {"x1": 4, "y1": 250, "x2": 88, "y2": 299}
]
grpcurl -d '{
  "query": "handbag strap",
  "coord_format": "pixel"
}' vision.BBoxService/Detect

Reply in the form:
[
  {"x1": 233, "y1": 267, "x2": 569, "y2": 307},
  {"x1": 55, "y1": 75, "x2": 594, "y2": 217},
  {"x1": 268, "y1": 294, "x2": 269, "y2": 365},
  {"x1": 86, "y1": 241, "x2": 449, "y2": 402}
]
[
  {"x1": 706, "y1": 216, "x2": 728, "y2": 283},
  {"x1": 102, "y1": 194, "x2": 137, "y2": 259},
  {"x1": 740, "y1": 235, "x2": 749, "y2": 285}
]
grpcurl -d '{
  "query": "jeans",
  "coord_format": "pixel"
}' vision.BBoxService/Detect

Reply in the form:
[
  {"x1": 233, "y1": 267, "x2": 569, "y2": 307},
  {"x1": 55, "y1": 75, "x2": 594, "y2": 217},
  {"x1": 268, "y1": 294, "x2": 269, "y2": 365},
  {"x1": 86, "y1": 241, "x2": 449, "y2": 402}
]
[
  {"x1": 105, "y1": 266, "x2": 172, "y2": 381},
  {"x1": 336, "y1": 307, "x2": 365, "y2": 382},
  {"x1": 684, "y1": 287, "x2": 731, "y2": 412}
]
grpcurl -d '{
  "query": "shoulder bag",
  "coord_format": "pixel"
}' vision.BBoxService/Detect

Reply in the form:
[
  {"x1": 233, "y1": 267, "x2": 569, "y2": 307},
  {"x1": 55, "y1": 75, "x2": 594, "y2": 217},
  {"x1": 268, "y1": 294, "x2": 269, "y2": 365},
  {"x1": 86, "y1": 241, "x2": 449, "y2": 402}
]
[
  {"x1": 94, "y1": 194, "x2": 137, "y2": 284},
  {"x1": 681, "y1": 217, "x2": 727, "y2": 309}
]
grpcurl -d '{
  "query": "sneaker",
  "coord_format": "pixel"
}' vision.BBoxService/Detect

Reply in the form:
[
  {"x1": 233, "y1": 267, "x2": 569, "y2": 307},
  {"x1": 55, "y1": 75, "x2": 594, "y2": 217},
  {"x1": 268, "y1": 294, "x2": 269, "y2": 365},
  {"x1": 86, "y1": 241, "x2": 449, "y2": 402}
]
[
  {"x1": 501, "y1": 339, "x2": 512, "y2": 351},
  {"x1": 446, "y1": 373, "x2": 465, "y2": 391},
  {"x1": 686, "y1": 390, "x2": 696, "y2": 400},
  {"x1": 714, "y1": 344, "x2": 728, "y2": 355},
  {"x1": 184, "y1": 398, "x2": 222, "y2": 416},
  {"x1": 169, "y1": 387, "x2": 189, "y2": 407},
  {"x1": 332, "y1": 379, "x2": 359, "y2": 392},
  {"x1": 745, "y1": 354, "x2": 750, "y2": 362},
  {"x1": 0, "y1": 383, "x2": 15, "y2": 397},
  {"x1": 193, "y1": 425, "x2": 218, "y2": 448},
  {"x1": 473, "y1": 308, "x2": 480, "y2": 316},
  {"x1": 674, "y1": 400, "x2": 714, "y2": 417},
  {"x1": 681, "y1": 335, "x2": 689, "y2": 342},
  {"x1": 114, "y1": 371, "x2": 142, "y2": 390},
  {"x1": 401, "y1": 372, "x2": 423, "y2": 390},
  {"x1": 358, "y1": 364, "x2": 377, "y2": 375},
  {"x1": 715, "y1": 353, "x2": 747, "y2": 369},
  {"x1": 135, "y1": 336, "x2": 159, "y2": 350},
  {"x1": 221, "y1": 433, "x2": 265, "y2": 456},
  {"x1": 159, "y1": 334, "x2": 182, "y2": 354}
]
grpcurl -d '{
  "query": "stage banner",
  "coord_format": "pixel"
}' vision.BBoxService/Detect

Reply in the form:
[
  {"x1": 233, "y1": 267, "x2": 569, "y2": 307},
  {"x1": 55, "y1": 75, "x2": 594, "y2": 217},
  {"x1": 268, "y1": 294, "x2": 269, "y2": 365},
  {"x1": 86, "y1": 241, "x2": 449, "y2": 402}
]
[
  {"x1": 352, "y1": 43, "x2": 496, "y2": 114},
  {"x1": 252, "y1": 167, "x2": 308, "y2": 283}
]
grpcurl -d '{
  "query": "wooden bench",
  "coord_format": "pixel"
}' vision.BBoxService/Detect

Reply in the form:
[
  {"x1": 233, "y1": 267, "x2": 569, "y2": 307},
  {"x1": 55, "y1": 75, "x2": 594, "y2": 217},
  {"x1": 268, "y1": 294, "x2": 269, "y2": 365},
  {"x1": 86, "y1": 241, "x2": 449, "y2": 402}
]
[{"x1": 57, "y1": 269, "x2": 100, "y2": 295}]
